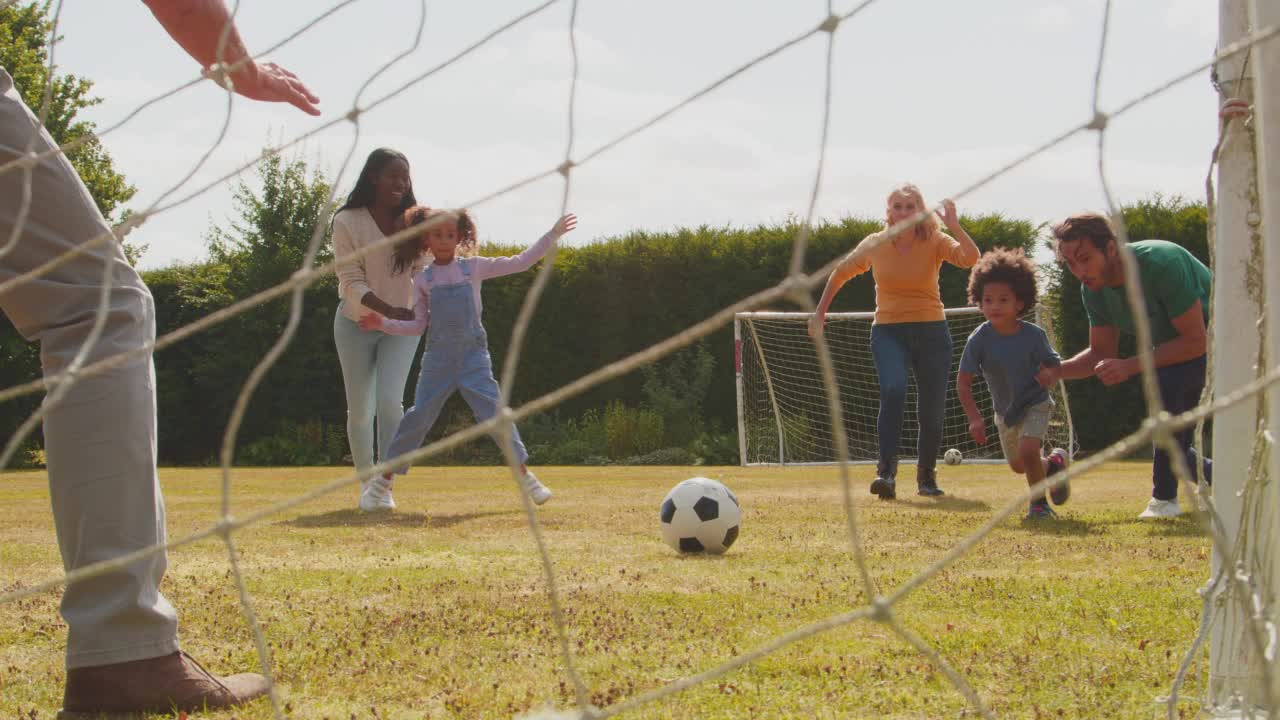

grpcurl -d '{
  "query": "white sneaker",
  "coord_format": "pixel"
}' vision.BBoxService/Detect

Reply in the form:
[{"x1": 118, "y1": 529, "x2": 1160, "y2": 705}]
[
  {"x1": 1138, "y1": 497, "x2": 1181, "y2": 519},
  {"x1": 520, "y1": 470, "x2": 552, "y2": 506},
  {"x1": 359, "y1": 474, "x2": 396, "y2": 512}
]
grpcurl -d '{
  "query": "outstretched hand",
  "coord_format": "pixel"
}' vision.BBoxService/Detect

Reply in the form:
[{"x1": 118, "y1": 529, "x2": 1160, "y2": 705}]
[
  {"x1": 936, "y1": 198, "x2": 959, "y2": 230},
  {"x1": 967, "y1": 417, "x2": 987, "y2": 445},
  {"x1": 1034, "y1": 362, "x2": 1061, "y2": 388},
  {"x1": 1094, "y1": 357, "x2": 1136, "y2": 386},
  {"x1": 551, "y1": 213, "x2": 578, "y2": 239},
  {"x1": 358, "y1": 313, "x2": 382, "y2": 332},
  {"x1": 212, "y1": 59, "x2": 321, "y2": 116}
]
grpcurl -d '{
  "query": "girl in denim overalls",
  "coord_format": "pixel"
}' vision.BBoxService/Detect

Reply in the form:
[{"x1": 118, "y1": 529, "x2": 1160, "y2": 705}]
[{"x1": 358, "y1": 206, "x2": 578, "y2": 511}]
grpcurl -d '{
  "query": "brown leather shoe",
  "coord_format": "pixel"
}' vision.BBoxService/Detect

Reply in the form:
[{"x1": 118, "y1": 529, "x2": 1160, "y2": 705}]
[{"x1": 58, "y1": 651, "x2": 269, "y2": 719}]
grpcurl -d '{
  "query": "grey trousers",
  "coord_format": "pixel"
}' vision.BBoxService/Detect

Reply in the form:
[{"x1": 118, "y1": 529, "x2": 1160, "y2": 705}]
[{"x1": 0, "y1": 67, "x2": 179, "y2": 669}]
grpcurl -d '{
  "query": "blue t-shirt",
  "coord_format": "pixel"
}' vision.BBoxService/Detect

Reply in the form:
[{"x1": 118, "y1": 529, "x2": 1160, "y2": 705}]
[{"x1": 959, "y1": 321, "x2": 1061, "y2": 425}]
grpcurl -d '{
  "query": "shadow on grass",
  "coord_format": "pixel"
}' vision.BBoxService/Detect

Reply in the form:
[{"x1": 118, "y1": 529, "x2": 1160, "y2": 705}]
[
  {"x1": 895, "y1": 495, "x2": 992, "y2": 513},
  {"x1": 281, "y1": 508, "x2": 518, "y2": 529},
  {"x1": 1067, "y1": 512, "x2": 1209, "y2": 537},
  {"x1": 1018, "y1": 515, "x2": 1095, "y2": 535},
  {"x1": 1136, "y1": 514, "x2": 1210, "y2": 538}
]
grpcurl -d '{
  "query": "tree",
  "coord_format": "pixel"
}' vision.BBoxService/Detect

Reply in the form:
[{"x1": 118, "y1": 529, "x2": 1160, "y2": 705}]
[
  {"x1": 206, "y1": 149, "x2": 335, "y2": 291},
  {"x1": 0, "y1": 1, "x2": 145, "y2": 264},
  {"x1": 181, "y1": 149, "x2": 340, "y2": 462}
]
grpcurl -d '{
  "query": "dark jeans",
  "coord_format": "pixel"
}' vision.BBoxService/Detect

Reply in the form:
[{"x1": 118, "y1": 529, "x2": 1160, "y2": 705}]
[
  {"x1": 870, "y1": 320, "x2": 952, "y2": 474},
  {"x1": 1153, "y1": 354, "x2": 1213, "y2": 500}
]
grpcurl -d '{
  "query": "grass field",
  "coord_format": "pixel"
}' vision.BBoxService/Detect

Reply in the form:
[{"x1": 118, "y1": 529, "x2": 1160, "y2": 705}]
[{"x1": 1, "y1": 463, "x2": 1213, "y2": 719}]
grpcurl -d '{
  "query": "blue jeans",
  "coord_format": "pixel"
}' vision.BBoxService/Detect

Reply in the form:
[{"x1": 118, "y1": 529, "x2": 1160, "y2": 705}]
[
  {"x1": 333, "y1": 304, "x2": 421, "y2": 473},
  {"x1": 1153, "y1": 354, "x2": 1213, "y2": 500},
  {"x1": 870, "y1": 320, "x2": 952, "y2": 473}
]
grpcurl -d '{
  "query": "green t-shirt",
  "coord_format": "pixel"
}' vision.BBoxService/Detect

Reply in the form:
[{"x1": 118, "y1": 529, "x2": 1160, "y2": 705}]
[{"x1": 1081, "y1": 239, "x2": 1211, "y2": 346}]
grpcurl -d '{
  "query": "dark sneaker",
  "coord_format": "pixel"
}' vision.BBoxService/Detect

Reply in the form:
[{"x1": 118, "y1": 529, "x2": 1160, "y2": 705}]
[
  {"x1": 1046, "y1": 448, "x2": 1070, "y2": 505},
  {"x1": 916, "y1": 466, "x2": 944, "y2": 497},
  {"x1": 59, "y1": 651, "x2": 269, "y2": 719},
  {"x1": 870, "y1": 476, "x2": 896, "y2": 500},
  {"x1": 1025, "y1": 501, "x2": 1057, "y2": 520},
  {"x1": 871, "y1": 459, "x2": 897, "y2": 500}
]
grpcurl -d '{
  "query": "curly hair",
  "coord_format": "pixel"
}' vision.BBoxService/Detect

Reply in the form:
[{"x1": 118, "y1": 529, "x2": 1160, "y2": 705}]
[
  {"x1": 967, "y1": 247, "x2": 1038, "y2": 310},
  {"x1": 391, "y1": 206, "x2": 479, "y2": 274},
  {"x1": 336, "y1": 148, "x2": 415, "y2": 215}
]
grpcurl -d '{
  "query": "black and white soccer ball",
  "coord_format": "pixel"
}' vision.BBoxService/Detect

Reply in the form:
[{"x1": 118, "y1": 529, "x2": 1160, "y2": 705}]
[
  {"x1": 659, "y1": 477, "x2": 741, "y2": 554},
  {"x1": 943, "y1": 448, "x2": 963, "y2": 465}
]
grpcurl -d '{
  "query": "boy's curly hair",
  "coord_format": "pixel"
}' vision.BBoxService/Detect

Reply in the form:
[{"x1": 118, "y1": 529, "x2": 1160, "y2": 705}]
[
  {"x1": 391, "y1": 205, "x2": 479, "y2": 274},
  {"x1": 967, "y1": 247, "x2": 1038, "y2": 310}
]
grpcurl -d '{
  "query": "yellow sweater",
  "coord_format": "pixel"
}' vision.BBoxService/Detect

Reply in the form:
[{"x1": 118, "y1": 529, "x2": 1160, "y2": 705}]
[{"x1": 840, "y1": 229, "x2": 979, "y2": 324}]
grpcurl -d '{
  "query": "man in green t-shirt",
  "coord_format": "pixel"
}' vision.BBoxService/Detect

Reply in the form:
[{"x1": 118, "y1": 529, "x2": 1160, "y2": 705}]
[{"x1": 1036, "y1": 213, "x2": 1212, "y2": 519}]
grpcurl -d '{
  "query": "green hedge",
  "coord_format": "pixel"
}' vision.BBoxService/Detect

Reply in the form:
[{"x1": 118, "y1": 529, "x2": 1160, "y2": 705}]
[{"x1": 2, "y1": 200, "x2": 1210, "y2": 466}]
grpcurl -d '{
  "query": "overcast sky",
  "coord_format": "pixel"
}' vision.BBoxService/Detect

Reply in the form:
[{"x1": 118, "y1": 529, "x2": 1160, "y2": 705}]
[{"x1": 50, "y1": 0, "x2": 1221, "y2": 270}]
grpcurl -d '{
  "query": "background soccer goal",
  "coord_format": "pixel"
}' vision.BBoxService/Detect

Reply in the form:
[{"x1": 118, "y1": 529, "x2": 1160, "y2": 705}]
[{"x1": 734, "y1": 307, "x2": 1076, "y2": 466}]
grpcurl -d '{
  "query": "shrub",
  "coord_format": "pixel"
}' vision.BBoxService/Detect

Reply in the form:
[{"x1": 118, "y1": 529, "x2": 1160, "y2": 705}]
[
  {"x1": 624, "y1": 447, "x2": 694, "y2": 465},
  {"x1": 239, "y1": 420, "x2": 347, "y2": 466},
  {"x1": 604, "y1": 401, "x2": 665, "y2": 459}
]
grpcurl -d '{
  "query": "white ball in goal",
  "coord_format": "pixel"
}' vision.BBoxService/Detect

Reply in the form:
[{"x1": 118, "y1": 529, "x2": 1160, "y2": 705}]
[
  {"x1": 659, "y1": 477, "x2": 741, "y2": 554},
  {"x1": 943, "y1": 448, "x2": 963, "y2": 465}
]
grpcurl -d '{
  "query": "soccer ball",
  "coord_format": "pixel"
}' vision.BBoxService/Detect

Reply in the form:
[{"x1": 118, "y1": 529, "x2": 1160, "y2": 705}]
[
  {"x1": 659, "y1": 477, "x2": 741, "y2": 554},
  {"x1": 943, "y1": 448, "x2": 963, "y2": 465}
]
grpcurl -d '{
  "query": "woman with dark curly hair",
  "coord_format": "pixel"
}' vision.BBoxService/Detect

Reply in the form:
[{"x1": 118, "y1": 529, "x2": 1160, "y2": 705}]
[
  {"x1": 332, "y1": 148, "x2": 422, "y2": 508},
  {"x1": 956, "y1": 248, "x2": 1070, "y2": 519}
]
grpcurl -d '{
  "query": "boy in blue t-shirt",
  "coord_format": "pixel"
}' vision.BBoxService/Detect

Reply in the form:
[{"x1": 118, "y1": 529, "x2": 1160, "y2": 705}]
[{"x1": 957, "y1": 248, "x2": 1070, "y2": 519}]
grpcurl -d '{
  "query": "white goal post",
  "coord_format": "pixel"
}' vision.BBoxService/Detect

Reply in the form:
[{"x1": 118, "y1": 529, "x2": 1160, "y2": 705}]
[{"x1": 734, "y1": 307, "x2": 1076, "y2": 467}]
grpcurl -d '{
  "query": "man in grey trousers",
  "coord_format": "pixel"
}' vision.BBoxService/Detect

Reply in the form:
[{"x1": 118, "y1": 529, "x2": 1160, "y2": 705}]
[{"x1": 0, "y1": 1, "x2": 318, "y2": 715}]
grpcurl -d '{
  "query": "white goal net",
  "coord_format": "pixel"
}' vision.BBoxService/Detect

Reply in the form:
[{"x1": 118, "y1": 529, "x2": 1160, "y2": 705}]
[{"x1": 735, "y1": 307, "x2": 1076, "y2": 466}]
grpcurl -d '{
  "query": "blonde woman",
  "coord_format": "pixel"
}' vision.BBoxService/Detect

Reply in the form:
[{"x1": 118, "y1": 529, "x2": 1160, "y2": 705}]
[{"x1": 811, "y1": 184, "x2": 980, "y2": 499}]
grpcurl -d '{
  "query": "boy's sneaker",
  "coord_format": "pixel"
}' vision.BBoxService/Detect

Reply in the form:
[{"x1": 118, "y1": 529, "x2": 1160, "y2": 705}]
[
  {"x1": 1138, "y1": 497, "x2": 1182, "y2": 519},
  {"x1": 1046, "y1": 448, "x2": 1070, "y2": 505},
  {"x1": 359, "y1": 474, "x2": 396, "y2": 512},
  {"x1": 1025, "y1": 500, "x2": 1057, "y2": 520},
  {"x1": 521, "y1": 470, "x2": 552, "y2": 505}
]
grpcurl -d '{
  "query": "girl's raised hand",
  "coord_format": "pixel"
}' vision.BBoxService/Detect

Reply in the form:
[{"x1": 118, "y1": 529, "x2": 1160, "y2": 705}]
[{"x1": 551, "y1": 213, "x2": 578, "y2": 239}]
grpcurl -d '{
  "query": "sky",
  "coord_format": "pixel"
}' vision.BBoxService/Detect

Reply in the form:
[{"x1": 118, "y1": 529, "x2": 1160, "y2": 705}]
[{"x1": 48, "y1": 0, "x2": 1223, "y2": 270}]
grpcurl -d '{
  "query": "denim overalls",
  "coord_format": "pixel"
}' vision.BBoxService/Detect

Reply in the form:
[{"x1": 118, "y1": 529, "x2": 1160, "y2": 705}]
[{"x1": 383, "y1": 259, "x2": 529, "y2": 473}]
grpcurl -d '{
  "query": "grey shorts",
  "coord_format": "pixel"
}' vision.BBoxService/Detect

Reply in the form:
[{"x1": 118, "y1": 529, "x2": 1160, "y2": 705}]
[{"x1": 995, "y1": 399, "x2": 1054, "y2": 461}]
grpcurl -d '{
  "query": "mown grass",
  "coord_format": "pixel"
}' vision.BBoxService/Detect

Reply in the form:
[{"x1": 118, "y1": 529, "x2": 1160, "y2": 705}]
[{"x1": 1, "y1": 463, "x2": 1212, "y2": 719}]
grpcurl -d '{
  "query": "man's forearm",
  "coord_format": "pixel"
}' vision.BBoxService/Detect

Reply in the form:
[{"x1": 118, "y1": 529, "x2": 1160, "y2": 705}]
[
  {"x1": 142, "y1": 0, "x2": 250, "y2": 69},
  {"x1": 1149, "y1": 333, "x2": 1208, "y2": 369},
  {"x1": 1058, "y1": 348, "x2": 1101, "y2": 380}
]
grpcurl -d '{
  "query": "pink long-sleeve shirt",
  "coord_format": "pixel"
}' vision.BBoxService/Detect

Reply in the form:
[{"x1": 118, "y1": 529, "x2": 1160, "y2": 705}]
[{"x1": 378, "y1": 230, "x2": 557, "y2": 336}]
